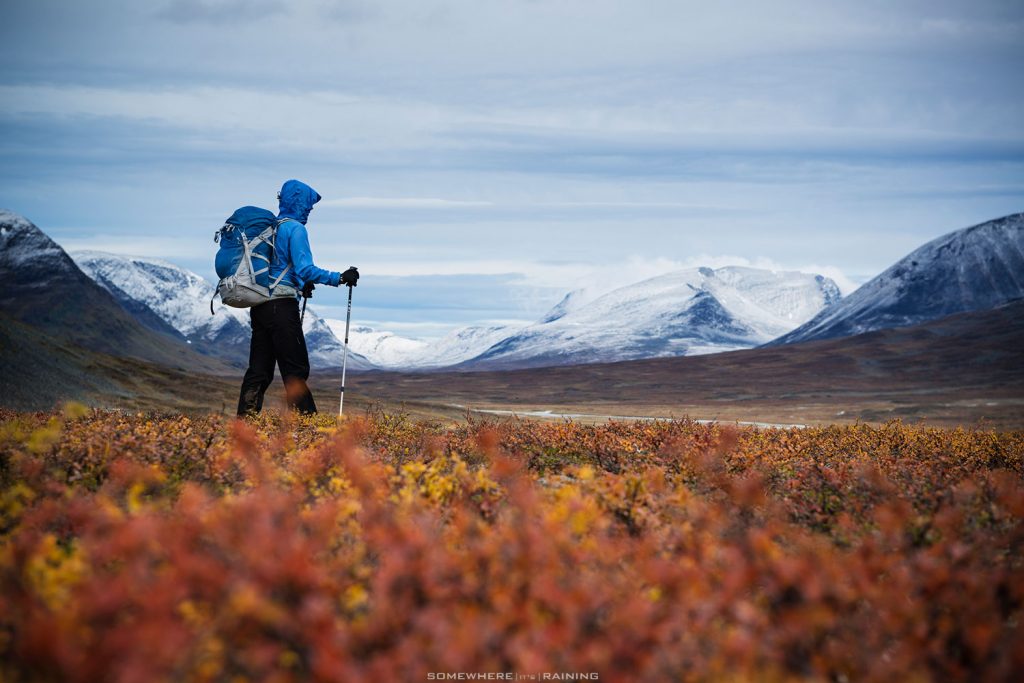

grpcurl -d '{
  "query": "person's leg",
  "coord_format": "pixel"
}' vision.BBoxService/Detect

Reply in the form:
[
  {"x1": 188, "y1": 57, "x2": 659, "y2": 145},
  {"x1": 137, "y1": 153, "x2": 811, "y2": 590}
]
[
  {"x1": 236, "y1": 303, "x2": 277, "y2": 416},
  {"x1": 267, "y1": 298, "x2": 318, "y2": 414}
]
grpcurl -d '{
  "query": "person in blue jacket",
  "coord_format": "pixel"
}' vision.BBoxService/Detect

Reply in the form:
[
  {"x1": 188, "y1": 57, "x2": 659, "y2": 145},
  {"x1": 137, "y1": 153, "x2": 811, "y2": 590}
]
[{"x1": 237, "y1": 179, "x2": 359, "y2": 415}]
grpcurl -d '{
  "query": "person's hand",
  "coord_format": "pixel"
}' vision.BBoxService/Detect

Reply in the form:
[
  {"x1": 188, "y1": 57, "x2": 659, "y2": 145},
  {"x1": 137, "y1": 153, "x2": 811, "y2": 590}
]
[
  {"x1": 340, "y1": 266, "x2": 359, "y2": 287},
  {"x1": 302, "y1": 282, "x2": 315, "y2": 299}
]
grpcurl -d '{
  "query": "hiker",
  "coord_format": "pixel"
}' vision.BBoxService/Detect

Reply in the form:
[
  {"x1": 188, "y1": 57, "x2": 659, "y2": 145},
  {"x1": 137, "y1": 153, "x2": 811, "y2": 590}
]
[{"x1": 236, "y1": 179, "x2": 359, "y2": 416}]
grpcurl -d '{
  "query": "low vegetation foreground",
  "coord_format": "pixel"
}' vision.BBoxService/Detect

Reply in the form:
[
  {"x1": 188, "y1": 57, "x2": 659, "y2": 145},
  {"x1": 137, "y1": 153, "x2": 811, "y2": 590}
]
[{"x1": 2, "y1": 408, "x2": 1022, "y2": 682}]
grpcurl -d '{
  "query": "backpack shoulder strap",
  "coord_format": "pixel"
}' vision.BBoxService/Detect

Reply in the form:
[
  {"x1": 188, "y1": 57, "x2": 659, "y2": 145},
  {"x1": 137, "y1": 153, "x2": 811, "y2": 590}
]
[
  {"x1": 267, "y1": 217, "x2": 296, "y2": 246},
  {"x1": 267, "y1": 218, "x2": 292, "y2": 292}
]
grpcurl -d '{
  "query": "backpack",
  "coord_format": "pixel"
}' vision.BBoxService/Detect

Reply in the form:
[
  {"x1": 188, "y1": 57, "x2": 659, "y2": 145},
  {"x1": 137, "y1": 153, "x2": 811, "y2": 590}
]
[{"x1": 210, "y1": 206, "x2": 295, "y2": 313}]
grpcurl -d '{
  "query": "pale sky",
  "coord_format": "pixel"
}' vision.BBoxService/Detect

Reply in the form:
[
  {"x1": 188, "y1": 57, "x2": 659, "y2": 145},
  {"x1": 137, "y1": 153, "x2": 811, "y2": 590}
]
[{"x1": 2, "y1": 0, "x2": 1022, "y2": 337}]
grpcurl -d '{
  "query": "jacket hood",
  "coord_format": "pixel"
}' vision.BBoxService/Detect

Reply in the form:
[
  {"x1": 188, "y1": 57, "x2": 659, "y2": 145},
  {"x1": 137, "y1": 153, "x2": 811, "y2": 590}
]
[{"x1": 277, "y1": 179, "x2": 322, "y2": 225}]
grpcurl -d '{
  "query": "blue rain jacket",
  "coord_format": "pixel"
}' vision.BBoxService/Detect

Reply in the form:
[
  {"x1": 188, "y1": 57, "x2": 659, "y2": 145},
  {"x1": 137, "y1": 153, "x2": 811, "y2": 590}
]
[{"x1": 269, "y1": 179, "x2": 341, "y2": 290}]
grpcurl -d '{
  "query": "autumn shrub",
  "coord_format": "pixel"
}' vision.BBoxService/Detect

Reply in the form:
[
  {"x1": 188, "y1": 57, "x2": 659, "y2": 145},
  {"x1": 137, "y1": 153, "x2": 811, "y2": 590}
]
[{"x1": 1, "y1": 407, "x2": 1022, "y2": 682}]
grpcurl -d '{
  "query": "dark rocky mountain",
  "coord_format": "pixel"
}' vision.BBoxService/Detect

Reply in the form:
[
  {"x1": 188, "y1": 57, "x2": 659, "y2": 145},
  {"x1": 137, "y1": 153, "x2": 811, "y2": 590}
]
[
  {"x1": 771, "y1": 213, "x2": 1024, "y2": 346},
  {"x1": 0, "y1": 209, "x2": 226, "y2": 373}
]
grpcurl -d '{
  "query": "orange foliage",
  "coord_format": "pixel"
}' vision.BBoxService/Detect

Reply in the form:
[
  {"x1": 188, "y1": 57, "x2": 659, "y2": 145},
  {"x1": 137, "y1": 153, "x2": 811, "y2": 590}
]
[{"x1": 1, "y1": 407, "x2": 1022, "y2": 682}]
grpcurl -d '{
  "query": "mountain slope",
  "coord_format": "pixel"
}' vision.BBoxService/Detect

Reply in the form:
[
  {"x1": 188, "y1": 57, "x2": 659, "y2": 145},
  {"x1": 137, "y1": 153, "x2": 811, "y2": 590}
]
[
  {"x1": 771, "y1": 213, "x2": 1024, "y2": 345},
  {"x1": 0, "y1": 210, "x2": 227, "y2": 373},
  {"x1": 461, "y1": 266, "x2": 841, "y2": 370},
  {"x1": 0, "y1": 311, "x2": 240, "y2": 412},
  {"x1": 72, "y1": 251, "x2": 374, "y2": 370}
]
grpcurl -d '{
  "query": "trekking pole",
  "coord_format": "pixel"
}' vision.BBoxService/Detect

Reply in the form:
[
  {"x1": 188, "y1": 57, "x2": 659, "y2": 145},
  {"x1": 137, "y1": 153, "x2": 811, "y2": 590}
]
[
  {"x1": 338, "y1": 283, "x2": 354, "y2": 417},
  {"x1": 300, "y1": 282, "x2": 314, "y2": 324}
]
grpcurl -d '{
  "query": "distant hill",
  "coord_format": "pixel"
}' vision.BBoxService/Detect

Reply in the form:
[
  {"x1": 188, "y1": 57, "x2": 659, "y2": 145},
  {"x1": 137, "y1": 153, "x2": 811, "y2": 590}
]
[
  {"x1": 339, "y1": 267, "x2": 841, "y2": 371},
  {"x1": 459, "y1": 266, "x2": 842, "y2": 370},
  {"x1": 771, "y1": 213, "x2": 1024, "y2": 345}
]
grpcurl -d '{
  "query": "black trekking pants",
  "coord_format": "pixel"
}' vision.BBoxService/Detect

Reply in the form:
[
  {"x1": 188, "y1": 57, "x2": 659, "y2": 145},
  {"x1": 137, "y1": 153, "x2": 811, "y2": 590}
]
[{"x1": 236, "y1": 297, "x2": 317, "y2": 416}]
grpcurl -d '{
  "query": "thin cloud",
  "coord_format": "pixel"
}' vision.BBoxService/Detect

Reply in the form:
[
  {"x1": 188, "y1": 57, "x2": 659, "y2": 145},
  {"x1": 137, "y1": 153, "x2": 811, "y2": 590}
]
[
  {"x1": 156, "y1": 0, "x2": 286, "y2": 25},
  {"x1": 321, "y1": 198, "x2": 728, "y2": 210},
  {"x1": 321, "y1": 197, "x2": 493, "y2": 209},
  {"x1": 537, "y1": 201, "x2": 733, "y2": 210}
]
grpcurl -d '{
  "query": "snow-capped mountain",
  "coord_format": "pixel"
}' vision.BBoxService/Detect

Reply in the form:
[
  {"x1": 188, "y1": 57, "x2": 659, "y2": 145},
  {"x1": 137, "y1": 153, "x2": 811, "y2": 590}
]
[
  {"x1": 331, "y1": 322, "x2": 516, "y2": 369},
  {"x1": 771, "y1": 213, "x2": 1024, "y2": 346},
  {"x1": 73, "y1": 250, "x2": 248, "y2": 350},
  {"x1": 338, "y1": 326, "x2": 429, "y2": 367},
  {"x1": 72, "y1": 251, "x2": 374, "y2": 370},
  {"x1": 460, "y1": 266, "x2": 842, "y2": 369}
]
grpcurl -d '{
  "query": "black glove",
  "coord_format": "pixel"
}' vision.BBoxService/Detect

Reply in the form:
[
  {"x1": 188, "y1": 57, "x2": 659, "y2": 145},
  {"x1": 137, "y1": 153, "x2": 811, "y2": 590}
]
[
  {"x1": 301, "y1": 282, "x2": 315, "y2": 299},
  {"x1": 340, "y1": 266, "x2": 359, "y2": 287}
]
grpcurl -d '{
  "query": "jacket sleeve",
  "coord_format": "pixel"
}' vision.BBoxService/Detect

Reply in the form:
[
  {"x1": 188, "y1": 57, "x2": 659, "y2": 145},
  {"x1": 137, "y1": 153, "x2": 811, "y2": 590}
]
[{"x1": 285, "y1": 222, "x2": 341, "y2": 286}]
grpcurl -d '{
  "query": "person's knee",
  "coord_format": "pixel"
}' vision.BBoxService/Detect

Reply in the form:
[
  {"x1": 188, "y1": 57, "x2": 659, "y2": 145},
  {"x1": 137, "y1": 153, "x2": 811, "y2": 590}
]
[
  {"x1": 277, "y1": 358, "x2": 310, "y2": 380},
  {"x1": 242, "y1": 368, "x2": 274, "y2": 389}
]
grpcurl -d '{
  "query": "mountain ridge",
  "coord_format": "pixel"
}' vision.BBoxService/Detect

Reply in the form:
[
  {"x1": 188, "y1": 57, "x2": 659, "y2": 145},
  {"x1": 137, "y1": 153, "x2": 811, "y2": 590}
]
[
  {"x1": 771, "y1": 213, "x2": 1024, "y2": 345},
  {"x1": 458, "y1": 265, "x2": 842, "y2": 370}
]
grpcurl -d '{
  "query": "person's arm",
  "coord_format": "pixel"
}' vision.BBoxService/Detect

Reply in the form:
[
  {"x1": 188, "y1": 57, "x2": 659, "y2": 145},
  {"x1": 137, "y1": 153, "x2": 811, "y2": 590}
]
[{"x1": 286, "y1": 222, "x2": 341, "y2": 286}]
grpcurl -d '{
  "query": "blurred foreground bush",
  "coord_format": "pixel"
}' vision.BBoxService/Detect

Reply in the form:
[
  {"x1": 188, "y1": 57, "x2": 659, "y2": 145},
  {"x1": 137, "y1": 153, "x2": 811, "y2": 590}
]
[{"x1": 1, "y1": 407, "x2": 1022, "y2": 682}]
